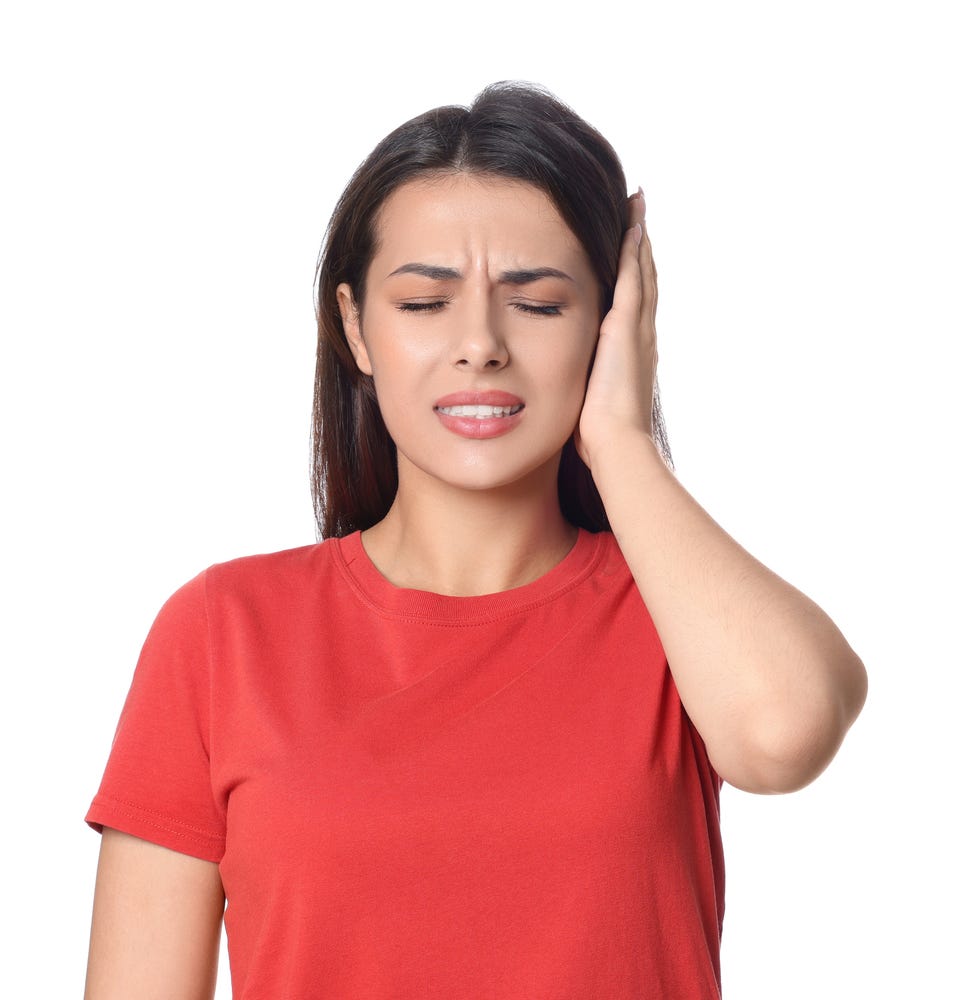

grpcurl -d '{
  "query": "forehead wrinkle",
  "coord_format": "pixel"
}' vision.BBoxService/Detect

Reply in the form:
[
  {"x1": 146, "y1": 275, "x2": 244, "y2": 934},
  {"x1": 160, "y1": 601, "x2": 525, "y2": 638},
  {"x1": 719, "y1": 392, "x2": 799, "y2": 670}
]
[
  {"x1": 372, "y1": 177, "x2": 591, "y2": 291},
  {"x1": 385, "y1": 262, "x2": 577, "y2": 287}
]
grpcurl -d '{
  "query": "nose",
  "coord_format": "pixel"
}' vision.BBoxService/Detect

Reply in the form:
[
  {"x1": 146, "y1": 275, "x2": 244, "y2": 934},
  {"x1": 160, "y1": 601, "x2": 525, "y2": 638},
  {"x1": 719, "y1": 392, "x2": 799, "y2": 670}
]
[{"x1": 452, "y1": 302, "x2": 509, "y2": 371}]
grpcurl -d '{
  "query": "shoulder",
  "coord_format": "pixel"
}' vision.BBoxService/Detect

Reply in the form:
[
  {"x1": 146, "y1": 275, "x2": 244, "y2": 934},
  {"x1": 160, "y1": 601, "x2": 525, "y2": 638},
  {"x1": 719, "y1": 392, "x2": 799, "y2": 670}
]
[
  {"x1": 201, "y1": 538, "x2": 342, "y2": 611},
  {"x1": 149, "y1": 540, "x2": 340, "y2": 634},
  {"x1": 204, "y1": 539, "x2": 332, "y2": 586}
]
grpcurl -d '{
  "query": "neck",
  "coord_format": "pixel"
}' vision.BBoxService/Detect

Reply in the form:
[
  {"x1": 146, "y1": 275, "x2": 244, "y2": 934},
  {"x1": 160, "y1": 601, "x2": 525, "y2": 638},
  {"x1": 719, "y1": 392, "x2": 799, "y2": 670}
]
[{"x1": 360, "y1": 458, "x2": 578, "y2": 597}]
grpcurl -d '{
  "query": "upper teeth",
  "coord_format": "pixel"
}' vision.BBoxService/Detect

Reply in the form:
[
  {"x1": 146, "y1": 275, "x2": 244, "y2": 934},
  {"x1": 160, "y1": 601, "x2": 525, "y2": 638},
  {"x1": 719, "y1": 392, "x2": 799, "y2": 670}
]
[{"x1": 438, "y1": 404, "x2": 521, "y2": 417}]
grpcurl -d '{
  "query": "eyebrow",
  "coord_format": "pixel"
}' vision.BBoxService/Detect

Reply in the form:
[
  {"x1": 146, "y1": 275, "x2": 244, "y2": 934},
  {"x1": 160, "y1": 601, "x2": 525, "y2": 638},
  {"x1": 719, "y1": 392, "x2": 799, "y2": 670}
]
[{"x1": 386, "y1": 263, "x2": 575, "y2": 285}]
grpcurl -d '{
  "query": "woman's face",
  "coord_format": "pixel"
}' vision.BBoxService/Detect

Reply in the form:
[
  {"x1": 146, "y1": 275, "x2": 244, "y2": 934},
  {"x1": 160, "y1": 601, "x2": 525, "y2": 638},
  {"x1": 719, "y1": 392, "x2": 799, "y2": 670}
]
[{"x1": 337, "y1": 173, "x2": 602, "y2": 497}]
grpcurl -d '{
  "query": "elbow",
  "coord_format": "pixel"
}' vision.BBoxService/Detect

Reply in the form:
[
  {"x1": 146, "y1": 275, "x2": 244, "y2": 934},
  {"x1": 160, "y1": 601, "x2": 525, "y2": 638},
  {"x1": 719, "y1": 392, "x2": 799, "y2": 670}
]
[
  {"x1": 721, "y1": 716, "x2": 850, "y2": 794},
  {"x1": 715, "y1": 651, "x2": 868, "y2": 795}
]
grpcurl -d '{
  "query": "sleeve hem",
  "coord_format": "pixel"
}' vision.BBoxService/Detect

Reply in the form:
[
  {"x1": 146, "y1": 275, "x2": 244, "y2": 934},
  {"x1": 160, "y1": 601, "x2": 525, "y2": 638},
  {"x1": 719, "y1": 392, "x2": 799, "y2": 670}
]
[{"x1": 85, "y1": 794, "x2": 225, "y2": 864}]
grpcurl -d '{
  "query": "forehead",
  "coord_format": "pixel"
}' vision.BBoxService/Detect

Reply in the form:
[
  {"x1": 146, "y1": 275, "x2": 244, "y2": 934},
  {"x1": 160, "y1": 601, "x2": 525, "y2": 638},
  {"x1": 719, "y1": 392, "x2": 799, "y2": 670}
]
[{"x1": 370, "y1": 174, "x2": 589, "y2": 270}]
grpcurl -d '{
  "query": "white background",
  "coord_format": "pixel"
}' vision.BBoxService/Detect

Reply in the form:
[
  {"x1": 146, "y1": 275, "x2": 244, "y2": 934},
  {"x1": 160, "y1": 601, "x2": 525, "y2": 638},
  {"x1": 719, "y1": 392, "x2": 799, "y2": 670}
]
[{"x1": 2, "y1": 1, "x2": 977, "y2": 996}]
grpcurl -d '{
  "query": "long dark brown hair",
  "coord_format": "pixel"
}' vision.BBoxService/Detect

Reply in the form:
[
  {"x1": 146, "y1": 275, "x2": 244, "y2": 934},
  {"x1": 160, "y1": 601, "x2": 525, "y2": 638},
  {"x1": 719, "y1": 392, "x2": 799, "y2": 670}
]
[{"x1": 312, "y1": 81, "x2": 672, "y2": 539}]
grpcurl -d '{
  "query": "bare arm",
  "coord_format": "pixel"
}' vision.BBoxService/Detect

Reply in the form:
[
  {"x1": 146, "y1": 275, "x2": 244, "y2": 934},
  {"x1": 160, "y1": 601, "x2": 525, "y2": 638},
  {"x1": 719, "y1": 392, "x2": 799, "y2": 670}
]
[
  {"x1": 84, "y1": 828, "x2": 225, "y2": 1000},
  {"x1": 591, "y1": 434, "x2": 867, "y2": 793},
  {"x1": 577, "y1": 194, "x2": 867, "y2": 794}
]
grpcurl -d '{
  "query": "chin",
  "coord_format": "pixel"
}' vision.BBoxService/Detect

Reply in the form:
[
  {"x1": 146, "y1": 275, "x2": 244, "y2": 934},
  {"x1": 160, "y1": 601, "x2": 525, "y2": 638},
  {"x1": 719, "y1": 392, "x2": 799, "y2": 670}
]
[{"x1": 398, "y1": 450, "x2": 564, "y2": 497}]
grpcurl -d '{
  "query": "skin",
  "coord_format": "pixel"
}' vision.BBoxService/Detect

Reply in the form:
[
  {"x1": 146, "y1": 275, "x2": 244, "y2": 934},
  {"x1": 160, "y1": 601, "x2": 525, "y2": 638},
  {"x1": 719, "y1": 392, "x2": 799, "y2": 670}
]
[
  {"x1": 83, "y1": 829, "x2": 224, "y2": 999},
  {"x1": 337, "y1": 174, "x2": 602, "y2": 594},
  {"x1": 340, "y1": 171, "x2": 865, "y2": 790},
  {"x1": 579, "y1": 190, "x2": 866, "y2": 794},
  {"x1": 85, "y1": 172, "x2": 867, "y2": 996}
]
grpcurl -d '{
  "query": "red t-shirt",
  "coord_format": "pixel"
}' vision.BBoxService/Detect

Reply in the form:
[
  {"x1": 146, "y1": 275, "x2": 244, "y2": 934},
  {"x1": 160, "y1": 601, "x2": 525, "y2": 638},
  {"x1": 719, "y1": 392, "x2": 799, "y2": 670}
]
[{"x1": 87, "y1": 528, "x2": 725, "y2": 998}]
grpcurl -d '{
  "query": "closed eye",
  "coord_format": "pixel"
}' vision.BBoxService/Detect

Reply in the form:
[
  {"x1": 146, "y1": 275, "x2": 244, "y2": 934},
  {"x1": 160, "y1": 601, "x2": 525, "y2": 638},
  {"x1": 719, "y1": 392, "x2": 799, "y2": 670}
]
[
  {"x1": 395, "y1": 300, "x2": 563, "y2": 316},
  {"x1": 396, "y1": 300, "x2": 446, "y2": 313},
  {"x1": 514, "y1": 302, "x2": 562, "y2": 316}
]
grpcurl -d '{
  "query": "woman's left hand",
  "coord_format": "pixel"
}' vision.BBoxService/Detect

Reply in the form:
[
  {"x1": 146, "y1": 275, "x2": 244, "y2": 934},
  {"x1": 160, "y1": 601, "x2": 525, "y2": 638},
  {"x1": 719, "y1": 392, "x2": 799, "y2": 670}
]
[{"x1": 574, "y1": 189, "x2": 659, "y2": 474}]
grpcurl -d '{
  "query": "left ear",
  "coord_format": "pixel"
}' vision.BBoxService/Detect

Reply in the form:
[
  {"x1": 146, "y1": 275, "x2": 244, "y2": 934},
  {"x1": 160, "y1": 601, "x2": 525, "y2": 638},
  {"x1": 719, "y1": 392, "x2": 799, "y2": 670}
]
[{"x1": 336, "y1": 282, "x2": 373, "y2": 376}]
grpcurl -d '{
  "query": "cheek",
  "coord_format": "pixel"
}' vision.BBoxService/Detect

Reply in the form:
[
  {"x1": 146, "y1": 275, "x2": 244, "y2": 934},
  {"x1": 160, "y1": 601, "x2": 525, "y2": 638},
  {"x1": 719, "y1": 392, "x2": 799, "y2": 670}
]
[
  {"x1": 372, "y1": 319, "x2": 445, "y2": 370},
  {"x1": 361, "y1": 323, "x2": 438, "y2": 395},
  {"x1": 359, "y1": 332, "x2": 442, "y2": 444},
  {"x1": 557, "y1": 323, "x2": 600, "y2": 389},
  {"x1": 370, "y1": 368, "x2": 416, "y2": 433},
  {"x1": 530, "y1": 329, "x2": 598, "y2": 430}
]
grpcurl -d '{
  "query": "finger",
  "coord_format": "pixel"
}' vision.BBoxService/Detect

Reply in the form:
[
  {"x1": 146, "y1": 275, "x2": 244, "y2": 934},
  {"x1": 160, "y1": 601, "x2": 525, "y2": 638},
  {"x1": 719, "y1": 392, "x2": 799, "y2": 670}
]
[
  {"x1": 641, "y1": 224, "x2": 659, "y2": 371},
  {"x1": 643, "y1": 231, "x2": 659, "y2": 374},
  {"x1": 634, "y1": 188, "x2": 658, "y2": 324},
  {"x1": 641, "y1": 227, "x2": 657, "y2": 326},
  {"x1": 607, "y1": 221, "x2": 644, "y2": 322},
  {"x1": 627, "y1": 188, "x2": 645, "y2": 228}
]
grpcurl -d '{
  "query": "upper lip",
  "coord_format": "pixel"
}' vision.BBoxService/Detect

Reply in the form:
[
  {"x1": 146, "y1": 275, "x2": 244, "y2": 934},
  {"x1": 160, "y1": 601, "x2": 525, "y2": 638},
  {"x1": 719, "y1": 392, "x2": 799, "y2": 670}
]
[{"x1": 434, "y1": 391, "x2": 524, "y2": 409}]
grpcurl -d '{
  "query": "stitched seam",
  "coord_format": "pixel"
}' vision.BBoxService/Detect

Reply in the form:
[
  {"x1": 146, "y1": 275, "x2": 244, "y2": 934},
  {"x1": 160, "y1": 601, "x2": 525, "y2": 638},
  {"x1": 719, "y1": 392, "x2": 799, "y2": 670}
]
[
  {"x1": 334, "y1": 532, "x2": 612, "y2": 626},
  {"x1": 90, "y1": 794, "x2": 224, "y2": 842}
]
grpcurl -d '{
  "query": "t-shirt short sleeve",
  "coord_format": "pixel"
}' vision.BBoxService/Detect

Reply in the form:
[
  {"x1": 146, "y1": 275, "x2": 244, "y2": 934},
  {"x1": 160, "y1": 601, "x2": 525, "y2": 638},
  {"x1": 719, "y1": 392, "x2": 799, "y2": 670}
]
[{"x1": 85, "y1": 569, "x2": 225, "y2": 862}]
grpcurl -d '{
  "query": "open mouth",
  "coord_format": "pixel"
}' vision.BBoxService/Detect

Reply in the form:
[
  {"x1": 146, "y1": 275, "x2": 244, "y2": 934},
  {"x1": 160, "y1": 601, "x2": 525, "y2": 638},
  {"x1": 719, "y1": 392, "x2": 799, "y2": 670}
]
[{"x1": 434, "y1": 404, "x2": 525, "y2": 418}]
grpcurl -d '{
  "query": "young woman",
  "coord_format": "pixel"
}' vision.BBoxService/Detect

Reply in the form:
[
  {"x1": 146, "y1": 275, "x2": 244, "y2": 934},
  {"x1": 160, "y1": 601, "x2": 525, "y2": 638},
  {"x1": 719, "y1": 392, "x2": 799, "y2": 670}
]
[{"x1": 84, "y1": 82, "x2": 867, "y2": 999}]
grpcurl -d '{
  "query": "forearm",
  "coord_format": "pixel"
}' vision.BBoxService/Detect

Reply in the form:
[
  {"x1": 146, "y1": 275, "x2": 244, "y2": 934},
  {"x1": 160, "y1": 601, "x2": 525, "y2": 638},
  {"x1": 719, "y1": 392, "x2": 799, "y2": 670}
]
[{"x1": 592, "y1": 431, "x2": 867, "y2": 793}]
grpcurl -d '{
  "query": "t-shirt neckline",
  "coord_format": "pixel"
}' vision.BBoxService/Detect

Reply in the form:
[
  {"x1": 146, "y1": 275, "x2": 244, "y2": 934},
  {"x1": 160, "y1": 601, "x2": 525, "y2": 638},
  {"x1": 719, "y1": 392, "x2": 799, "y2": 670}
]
[{"x1": 334, "y1": 527, "x2": 607, "y2": 624}]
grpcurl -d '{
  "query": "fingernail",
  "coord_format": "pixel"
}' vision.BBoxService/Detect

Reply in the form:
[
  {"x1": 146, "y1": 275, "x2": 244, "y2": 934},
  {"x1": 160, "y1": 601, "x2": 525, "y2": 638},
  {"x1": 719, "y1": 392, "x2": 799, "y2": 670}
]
[
  {"x1": 638, "y1": 185, "x2": 645, "y2": 198},
  {"x1": 630, "y1": 223, "x2": 642, "y2": 246}
]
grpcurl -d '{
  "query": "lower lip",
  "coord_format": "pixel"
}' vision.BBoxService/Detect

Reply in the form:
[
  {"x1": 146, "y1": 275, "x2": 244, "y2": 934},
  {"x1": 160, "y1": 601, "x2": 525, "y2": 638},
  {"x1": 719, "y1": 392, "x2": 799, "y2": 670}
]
[{"x1": 434, "y1": 408, "x2": 525, "y2": 439}]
